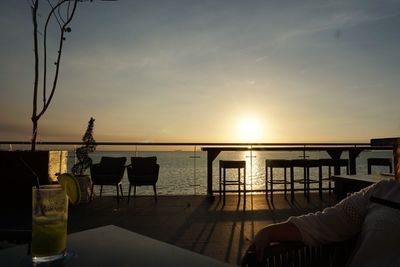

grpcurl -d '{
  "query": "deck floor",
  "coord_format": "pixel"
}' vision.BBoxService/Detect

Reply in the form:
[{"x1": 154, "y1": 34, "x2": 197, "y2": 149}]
[{"x1": 68, "y1": 192, "x2": 337, "y2": 266}]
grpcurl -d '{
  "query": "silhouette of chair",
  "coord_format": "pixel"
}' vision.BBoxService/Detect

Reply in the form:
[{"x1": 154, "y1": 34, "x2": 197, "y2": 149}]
[
  {"x1": 219, "y1": 160, "x2": 246, "y2": 205},
  {"x1": 367, "y1": 158, "x2": 392, "y2": 174},
  {"x1": 319, "y1": 158, "x2": 349, "y2": 194},
  {"x1": 292, "y1": 159, "x2": 322, "y2": 201},
  {"x1": 265, "y1": 159, "x2": 293, "y2": 202},
  {"x1": 126, "y1": 157, "x2": 160, "y2": 203},
  {"x1": 90, "y1": 156, "x2": 126, "y2": 205}
]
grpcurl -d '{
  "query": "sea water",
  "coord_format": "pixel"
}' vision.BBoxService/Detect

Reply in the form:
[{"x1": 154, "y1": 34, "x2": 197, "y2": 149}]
[{"x1": 67, "y1": 150, "x2": 393, "y2": 196}]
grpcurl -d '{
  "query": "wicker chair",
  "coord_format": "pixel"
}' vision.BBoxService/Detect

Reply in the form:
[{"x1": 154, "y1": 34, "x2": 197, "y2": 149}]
[{"x1": 245, "y1": 238, "x2": 356, "y2": 267}]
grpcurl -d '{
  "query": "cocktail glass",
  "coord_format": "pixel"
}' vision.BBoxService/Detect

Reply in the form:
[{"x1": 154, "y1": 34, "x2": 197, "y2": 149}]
[{"x1": 32, "y1": 184, "x2": 68, "y2": 263}]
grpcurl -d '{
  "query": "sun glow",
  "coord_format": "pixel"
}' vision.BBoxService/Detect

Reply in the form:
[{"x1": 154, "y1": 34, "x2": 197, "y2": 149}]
[{"x1": 236, "y1": 117, "x2": 263, "y2": 142}]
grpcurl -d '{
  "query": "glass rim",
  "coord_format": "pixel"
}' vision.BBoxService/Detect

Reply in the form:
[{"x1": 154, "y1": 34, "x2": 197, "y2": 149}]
[{"x1": 32, "y1": 184, "x2": 62, "y2": 191}]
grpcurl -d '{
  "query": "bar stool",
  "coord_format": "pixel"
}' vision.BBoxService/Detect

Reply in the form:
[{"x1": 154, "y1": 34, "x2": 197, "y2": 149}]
[
  {"x1": 319, "y1": 159, "x2": 349, "y2": 194},
  {"x1": 219, "y1": 160, "x2": 246, "y2": 204},
  {"x1": 367, "y1": 158, "x2": 392, "y2": 174},
  {"x1": 292, "y1": 159, "x2": 322, "y2": 201},
  {"x1": 265, "y1": 159, "x2": 293, "y2": 202}
]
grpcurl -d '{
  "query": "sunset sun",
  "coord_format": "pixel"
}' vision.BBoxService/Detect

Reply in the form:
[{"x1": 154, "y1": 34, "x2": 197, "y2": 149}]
[{"x1": 236, "y1": 117, "x2": 263, "y2": 142}]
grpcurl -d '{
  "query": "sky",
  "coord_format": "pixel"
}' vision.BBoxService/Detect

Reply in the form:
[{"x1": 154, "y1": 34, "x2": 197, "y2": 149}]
[{"x1": 1, "y1": 0, "x2": 400, "y2": 144}]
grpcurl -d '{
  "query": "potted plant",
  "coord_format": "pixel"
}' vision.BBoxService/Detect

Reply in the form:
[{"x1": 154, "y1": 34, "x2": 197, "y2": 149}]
[
  {"x1": 71, "y1": 117, "x2": 97, "y2": 203},
  {"x1": 72, "y1": 117, "x2": 97, "y2": 176}
]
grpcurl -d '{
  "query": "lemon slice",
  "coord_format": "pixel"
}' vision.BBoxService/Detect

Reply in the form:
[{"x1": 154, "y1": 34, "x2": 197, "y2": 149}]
[{"x1": 57, "y1": 173, "x2": 81, "y2": 205}]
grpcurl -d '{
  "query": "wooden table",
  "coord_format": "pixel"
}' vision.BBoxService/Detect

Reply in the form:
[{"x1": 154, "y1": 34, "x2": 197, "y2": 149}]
[
  {"x1": 202, "y1": 145, "x2": 392, "y2": 197},
  {"x1": 0, "y1": 225, "x2": 233, "y2": 267},
  {"x1": 332, "y1": 174, "x2": 390, "y2": 200}
]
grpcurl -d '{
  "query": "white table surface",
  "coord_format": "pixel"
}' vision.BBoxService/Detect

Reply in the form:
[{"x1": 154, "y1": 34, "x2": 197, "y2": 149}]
[{"x1": 0, "y1": 225, "x2": 234, "y2": 267}]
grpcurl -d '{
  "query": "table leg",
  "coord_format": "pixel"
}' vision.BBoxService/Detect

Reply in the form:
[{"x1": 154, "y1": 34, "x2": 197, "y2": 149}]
[
  {"x1": 326, "y1": 149, "x2": 343, "y2": 175},
  {"x1": 348, "y1": 148, "x2": 364, "y2": 175},
  {"x1": 206, "y1": 150, "x2": 221, "y2": 197}
]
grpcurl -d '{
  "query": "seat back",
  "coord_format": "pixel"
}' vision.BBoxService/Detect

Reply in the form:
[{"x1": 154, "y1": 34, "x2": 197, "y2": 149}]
[
  {"x1": 128, "y1": 157, "x2": 159, "y2": 184},
  {"x1": 130, "y1": 157, "x2": 157, "y2": 175},
  {"x1": 99, "y1": 157, "x2": 126, "y2": 175},
  {"x1": 91, "y1": 157, "x2": 126, "y2": 183}
]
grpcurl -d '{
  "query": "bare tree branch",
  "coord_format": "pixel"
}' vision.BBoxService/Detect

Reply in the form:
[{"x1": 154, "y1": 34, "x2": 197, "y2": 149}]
[
  {"x1": 31, "y1": 0, "x2": 78, "y2": 150},
  {"x1": 31, "y1": 0, "x2": 39, "y2": 150},
  {"x1": 42, "y1": 0, "x2": 69, "y2": 107},
  {"x1": 38, "y1": 0, "x2": 78, "y2": 119},
  {"x1": 46, "y1": 0, "x2": 63, "y2": 28},
  {"x1": 30, "y1": 0, "x2": 113, "y2": 150}
]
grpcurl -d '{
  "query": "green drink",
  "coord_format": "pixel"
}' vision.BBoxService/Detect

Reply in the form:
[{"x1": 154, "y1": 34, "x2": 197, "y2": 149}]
[
  {"x1": 32, "y1": 216, "x2": 67, "y2": 257},
  {"x1": 32, "y1": 185, "x2": 68, "y2": 263}
]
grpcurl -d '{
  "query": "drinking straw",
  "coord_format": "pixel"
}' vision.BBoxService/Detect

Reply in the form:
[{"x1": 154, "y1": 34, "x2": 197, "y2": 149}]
[
  {"x1": 19, "y1": 157, "x2": 40, "y2": 188},
  {"x1": 19, "y1": 157, "x2": 44, "y2": 215}
]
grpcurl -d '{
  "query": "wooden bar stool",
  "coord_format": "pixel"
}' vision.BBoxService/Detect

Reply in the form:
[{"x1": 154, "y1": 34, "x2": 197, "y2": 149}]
[
  {"x1": 367, "y1": 158, "x2": 392, "y2": 174},
  {"x1": 265, "y1": 159, "x2": 293, "y2": 202},
  {"x1": 292, "y1": 159, "x2": 322, "y2": 201},
  {"x1": 219, "y1": 160, "x2": 246, "y2": 205},
  {"x1": 319, "y1": 159, "x2": 349, "y2": 194}
]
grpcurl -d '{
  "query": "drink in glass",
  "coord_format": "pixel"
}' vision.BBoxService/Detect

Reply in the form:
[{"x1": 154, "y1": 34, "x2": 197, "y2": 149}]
[{"x1": 32, "y1": 184, "x2": 68, "y2": 263}]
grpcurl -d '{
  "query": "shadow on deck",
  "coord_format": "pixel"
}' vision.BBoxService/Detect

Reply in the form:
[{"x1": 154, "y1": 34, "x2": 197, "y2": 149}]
[{"x1": 69, "y1": 193, "x2": 337, "y2": 266}]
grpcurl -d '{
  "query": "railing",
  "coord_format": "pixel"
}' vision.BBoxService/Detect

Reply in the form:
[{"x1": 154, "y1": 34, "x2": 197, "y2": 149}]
[
  {"x1": 0, "y1": 141, "x2": 393, "y2": 196},
  {"x1": 0, "y1": 141, "x2": 373, "y2": 147}
]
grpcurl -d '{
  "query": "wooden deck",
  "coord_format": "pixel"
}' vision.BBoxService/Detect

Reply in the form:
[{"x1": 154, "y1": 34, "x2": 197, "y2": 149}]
[{"x1": 68, "y1": 193, "x2": 337, "y2": 266}]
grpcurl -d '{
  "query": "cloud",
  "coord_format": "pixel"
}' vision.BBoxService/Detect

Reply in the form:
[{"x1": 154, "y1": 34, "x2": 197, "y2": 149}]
[{"x1": 274, "y1": 4, "x2": 400, "y2": 45}]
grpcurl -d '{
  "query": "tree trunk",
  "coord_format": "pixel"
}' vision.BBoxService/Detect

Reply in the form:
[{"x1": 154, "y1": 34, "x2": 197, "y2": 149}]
[{"x1": 31, "y1": 117, "x2": 38, "y2": 151}]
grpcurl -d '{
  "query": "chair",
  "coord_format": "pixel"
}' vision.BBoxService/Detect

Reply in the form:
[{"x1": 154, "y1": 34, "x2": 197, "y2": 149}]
[
  {"x1": 367, "y1": 158, "x2": 392, "y2": 174},
  {"x1": 265, "y1": 160, "x2": 293, "y2": 202},
  {"x1": 292, "y1": 159, "x2": 322, "y2": 201},
  {"x1": 244, "y1": 237, "x2": 357, "y2": 267},
  {"x1": 90, "y1": 157, "x2": 126, "y2": 205},
  {"x1": 219, "y1": 160, "x2": 246, "y2": 205},
  {"x1": 126, "y1": 156, "x2": 160, "y2": 203},
  {"x1": 319, "y1": 159, "x2": 349, "y2": 194}
]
